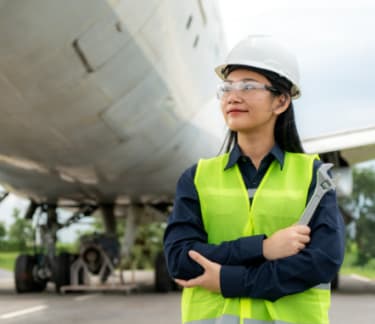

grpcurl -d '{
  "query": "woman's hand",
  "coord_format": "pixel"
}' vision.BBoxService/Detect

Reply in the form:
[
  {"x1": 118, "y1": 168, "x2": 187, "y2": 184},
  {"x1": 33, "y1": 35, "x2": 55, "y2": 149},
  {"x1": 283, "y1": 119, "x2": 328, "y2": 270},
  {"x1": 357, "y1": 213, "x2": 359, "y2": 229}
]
[
  {"x1": 174, "y1": 250, "x2": 221, "y2": 293},
  {"x1": 263, "y1": 224, "x2": 311, "y2": 260}
]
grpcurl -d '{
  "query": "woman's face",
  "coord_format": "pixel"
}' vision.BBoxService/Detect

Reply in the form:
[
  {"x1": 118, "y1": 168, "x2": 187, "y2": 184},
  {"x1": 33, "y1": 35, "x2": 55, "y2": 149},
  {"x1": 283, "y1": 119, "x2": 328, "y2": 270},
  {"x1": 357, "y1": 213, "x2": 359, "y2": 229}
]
[{"x1": 220, "y1": 68, "x2": 282, "y2": 135}]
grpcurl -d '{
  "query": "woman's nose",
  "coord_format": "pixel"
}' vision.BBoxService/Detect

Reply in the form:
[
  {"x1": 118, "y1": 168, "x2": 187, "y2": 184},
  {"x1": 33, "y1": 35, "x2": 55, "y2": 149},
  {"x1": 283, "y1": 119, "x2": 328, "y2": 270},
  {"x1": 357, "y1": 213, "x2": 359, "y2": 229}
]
[{"x1": 226, "y1": 91, "x2": 243, "y2": 104}]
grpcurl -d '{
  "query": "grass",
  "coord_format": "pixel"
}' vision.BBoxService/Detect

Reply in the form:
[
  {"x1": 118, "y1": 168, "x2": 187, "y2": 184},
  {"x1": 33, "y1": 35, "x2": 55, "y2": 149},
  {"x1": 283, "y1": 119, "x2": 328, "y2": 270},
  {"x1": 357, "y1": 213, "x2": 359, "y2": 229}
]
[
  {"x1": 0, "y1": 243, "x2": 78, "y2": 272},
  {"x1": 339, "y1": 245, "x2": 375, "y2": 279},
  {"x1": 340, "y1": 266, "x2": 375, "y2": 279},
  {"x1": 0, "y1": 251, "x2": 18, "y2": 271}
]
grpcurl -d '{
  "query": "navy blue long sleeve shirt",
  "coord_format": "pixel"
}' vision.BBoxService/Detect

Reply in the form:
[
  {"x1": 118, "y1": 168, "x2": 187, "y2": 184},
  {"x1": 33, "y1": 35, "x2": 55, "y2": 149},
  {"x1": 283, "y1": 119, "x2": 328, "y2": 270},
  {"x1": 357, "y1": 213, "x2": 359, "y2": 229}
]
[{"x1": 163, "y1": 143, "x2": 345, "y2": 301}]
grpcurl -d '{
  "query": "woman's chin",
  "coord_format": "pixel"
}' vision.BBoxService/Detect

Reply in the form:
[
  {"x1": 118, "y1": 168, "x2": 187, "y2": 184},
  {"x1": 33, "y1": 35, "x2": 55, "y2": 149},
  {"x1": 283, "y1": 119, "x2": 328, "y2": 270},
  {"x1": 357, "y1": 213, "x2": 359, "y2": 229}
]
[{"x1": 228, "y1": 125, "x2": 250, "y2": 133}]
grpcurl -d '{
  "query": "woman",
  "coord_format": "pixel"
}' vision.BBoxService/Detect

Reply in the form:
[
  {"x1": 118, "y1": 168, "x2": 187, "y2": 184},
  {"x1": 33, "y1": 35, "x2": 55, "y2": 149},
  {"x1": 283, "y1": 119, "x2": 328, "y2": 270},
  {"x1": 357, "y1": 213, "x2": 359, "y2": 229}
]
[{"x1": 163, "y1": 35, "x2": 345, "y2": 324}]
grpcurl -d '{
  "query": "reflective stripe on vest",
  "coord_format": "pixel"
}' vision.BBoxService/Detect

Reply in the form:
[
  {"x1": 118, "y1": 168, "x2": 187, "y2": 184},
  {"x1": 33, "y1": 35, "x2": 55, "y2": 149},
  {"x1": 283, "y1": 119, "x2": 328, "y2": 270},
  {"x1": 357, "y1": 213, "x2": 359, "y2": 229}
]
[
  {"x1": 182, "y1": 152, "x2": 330, "y2": 324},
  {"x1": 186, "y1": 316, "x2": 321, "y2": 324},
  {"x1": 186, "y1": 317, "x2": 321, "y2": 324}
]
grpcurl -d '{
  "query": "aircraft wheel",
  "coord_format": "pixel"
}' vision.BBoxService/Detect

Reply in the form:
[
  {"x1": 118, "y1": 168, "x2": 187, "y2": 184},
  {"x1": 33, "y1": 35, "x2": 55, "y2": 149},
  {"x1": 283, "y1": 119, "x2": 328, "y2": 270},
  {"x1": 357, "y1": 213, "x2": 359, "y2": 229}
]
[
  {"x1": 15, "y1": 254, "x2": 45, "y2": 293},
  {"x1": 33, "y1": 253, "x2": 48, "y2": 292},
  {"x1": 155, "y1": 252, "x2": 175, "y2": 293},
  {"x1": 331, "y1": 273, "x2": 339, "y2": 290},
  {"x1": 53, "y1": 253, "x2": 71, "y2": 293}
]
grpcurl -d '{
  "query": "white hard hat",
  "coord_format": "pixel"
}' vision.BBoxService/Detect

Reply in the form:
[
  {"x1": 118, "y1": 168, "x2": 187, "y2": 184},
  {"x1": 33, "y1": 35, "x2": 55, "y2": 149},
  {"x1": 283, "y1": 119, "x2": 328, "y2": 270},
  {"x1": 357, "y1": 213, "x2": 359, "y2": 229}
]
[{"x1": 215, "y1": 35, "x2": 301, "y2": 99}]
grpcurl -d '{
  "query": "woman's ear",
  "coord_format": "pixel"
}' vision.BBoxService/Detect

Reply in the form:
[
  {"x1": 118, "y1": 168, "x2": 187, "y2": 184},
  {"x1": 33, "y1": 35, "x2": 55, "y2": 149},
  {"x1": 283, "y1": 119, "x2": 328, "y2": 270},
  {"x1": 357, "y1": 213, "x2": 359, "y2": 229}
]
[{"x1": 272, "y1": 94, "x2": 291, "y2": 115}]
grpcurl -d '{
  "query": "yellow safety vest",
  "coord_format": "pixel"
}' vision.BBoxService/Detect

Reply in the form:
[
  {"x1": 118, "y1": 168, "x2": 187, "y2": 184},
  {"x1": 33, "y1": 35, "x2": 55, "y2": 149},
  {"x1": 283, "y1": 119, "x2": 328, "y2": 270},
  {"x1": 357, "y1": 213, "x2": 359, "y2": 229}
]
[{"x1": 181, "y1": 152, "x2": 330, "y2": 324}]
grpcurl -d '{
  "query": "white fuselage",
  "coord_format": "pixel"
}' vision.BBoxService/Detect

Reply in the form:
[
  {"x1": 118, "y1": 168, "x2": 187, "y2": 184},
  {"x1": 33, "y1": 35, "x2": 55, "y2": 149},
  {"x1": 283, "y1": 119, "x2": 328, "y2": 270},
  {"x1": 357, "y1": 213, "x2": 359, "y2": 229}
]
[
  {"x1": 1, "y1": 0, "x2": 374, "y2": 207},
  {"x1": 0, "y1": 0, "x2": 226, "y2": 204}
]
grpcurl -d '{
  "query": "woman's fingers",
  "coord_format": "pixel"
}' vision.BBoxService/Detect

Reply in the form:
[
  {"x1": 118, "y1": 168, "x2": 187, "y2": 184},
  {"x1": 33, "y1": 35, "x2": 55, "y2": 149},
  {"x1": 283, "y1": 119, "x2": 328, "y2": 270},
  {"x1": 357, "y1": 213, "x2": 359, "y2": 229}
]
[
  {"x1": 188, "y1": 250, "x2": 211, "y2": 269},
  {"x1": 175, "y1": 276, "x2": 202, "y2": 288}
]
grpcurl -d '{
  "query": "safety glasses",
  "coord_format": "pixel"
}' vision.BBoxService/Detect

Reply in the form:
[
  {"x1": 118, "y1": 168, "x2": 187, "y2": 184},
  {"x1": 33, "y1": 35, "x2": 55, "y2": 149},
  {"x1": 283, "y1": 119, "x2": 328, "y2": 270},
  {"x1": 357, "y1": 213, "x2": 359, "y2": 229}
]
[{"x1": 216, "y1": 80, "x2": 278, "y2": 100}]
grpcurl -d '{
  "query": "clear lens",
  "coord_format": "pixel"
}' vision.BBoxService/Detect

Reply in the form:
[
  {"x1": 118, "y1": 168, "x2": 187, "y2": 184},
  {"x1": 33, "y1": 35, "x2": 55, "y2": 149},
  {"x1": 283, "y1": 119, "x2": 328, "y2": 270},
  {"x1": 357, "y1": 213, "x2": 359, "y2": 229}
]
[
  {"x1": 216, "y1": 80, "x2": 273, "y2": 100},
  {"x1": 216, "y1": 83, "x2": 232, "y2": 99}
]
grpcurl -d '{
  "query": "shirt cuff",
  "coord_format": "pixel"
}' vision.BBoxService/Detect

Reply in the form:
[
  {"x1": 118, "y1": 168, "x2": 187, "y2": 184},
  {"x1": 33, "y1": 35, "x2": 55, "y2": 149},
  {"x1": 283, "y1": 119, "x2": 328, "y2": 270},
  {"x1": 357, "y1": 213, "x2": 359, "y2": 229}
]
[
  {"x1": 238, "y1": 234, "x2": 266, "y2": 263},
  {"x1": 220, "y1": 265, "x2": 248, "y2": 298}
]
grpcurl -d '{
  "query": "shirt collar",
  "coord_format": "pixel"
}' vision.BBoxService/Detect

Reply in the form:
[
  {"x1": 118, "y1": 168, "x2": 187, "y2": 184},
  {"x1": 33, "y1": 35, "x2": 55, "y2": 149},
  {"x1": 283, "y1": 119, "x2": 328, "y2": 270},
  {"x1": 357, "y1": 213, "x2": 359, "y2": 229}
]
[{"x1": 225, "y1": 142, "x2": 285, "y2": 170}]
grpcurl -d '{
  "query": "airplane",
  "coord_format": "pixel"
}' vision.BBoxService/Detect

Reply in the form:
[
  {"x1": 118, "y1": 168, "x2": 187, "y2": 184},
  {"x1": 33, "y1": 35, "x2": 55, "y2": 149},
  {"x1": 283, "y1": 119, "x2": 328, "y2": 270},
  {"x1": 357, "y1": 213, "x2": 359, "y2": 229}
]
[
  {"x1": 0, "y1": 0, "x2": 374, "y2": 294},
  {"x1": 0, "y1": 0, "x2": 227, "y2": 293}
]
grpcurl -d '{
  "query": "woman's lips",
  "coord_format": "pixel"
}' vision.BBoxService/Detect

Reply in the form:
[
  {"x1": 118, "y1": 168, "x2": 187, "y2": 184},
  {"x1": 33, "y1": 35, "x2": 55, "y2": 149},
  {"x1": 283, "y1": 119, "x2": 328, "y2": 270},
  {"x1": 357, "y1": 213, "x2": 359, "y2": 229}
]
[{"x1": 227, "y1": 108, "x2": 247, "y2": 115}]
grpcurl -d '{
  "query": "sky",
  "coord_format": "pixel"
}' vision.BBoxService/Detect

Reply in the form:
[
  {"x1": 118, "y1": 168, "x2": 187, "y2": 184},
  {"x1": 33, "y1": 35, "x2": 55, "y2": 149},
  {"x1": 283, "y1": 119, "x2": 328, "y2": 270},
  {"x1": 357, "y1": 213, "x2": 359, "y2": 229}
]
[
  {"x1": 0, "y1": 192, "x2": 95, "y2": 243},
  {"x1": 1, "y1": 0, "x2": 375, "y2": 241},
  {"x1": 217, "y1": 0, "x2": 375, "y2": 139}
]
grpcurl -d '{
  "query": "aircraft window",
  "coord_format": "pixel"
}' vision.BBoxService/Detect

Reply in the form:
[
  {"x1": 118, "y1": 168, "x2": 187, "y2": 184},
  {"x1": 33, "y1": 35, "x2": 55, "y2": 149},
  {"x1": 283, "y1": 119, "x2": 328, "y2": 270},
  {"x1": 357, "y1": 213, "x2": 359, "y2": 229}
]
[
  {"x1": 186, "y1": 15, "x2": 193, "y2": 29},
  {"x1": 193, "y1": 35, "x2": 199, "y2": 48},
  {"x1": 197, "y1": 0, "x2": 207, "y2": 25}
]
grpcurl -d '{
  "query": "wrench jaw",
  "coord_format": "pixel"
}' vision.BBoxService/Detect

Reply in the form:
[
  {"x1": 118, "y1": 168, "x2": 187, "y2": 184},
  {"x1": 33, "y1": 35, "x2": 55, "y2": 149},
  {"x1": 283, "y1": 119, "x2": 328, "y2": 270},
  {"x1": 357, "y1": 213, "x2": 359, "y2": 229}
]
[
  {"x1": 298, "y1": 163, "x2": 336, "y2": 225},
  {"x1": 321, "y1": 179, "x2": 334, "y2": 190},
  {"x1": 317, "y1": 163, "x2": 336, "y2": 194}
]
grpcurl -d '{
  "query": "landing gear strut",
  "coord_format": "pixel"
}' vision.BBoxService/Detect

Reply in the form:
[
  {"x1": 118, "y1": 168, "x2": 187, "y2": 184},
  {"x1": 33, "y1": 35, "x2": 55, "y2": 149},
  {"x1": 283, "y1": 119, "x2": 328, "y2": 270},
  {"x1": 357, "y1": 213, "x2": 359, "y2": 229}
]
[{"x1": 14, "y1": 204, "x2": 97, "y2": 293}]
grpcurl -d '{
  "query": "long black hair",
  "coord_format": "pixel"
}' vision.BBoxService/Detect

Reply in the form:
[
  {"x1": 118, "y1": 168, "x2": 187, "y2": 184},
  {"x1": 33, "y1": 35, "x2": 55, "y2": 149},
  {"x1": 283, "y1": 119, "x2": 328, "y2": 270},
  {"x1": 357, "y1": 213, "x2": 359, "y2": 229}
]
[{"x1": 219, "y1": 65, "x2": 304, "y2": 154}]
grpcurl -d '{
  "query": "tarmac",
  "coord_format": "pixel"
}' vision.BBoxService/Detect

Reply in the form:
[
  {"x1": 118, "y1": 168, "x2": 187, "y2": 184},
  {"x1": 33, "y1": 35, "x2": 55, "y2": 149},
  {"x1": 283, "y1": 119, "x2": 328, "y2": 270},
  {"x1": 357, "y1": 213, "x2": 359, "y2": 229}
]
[{"x1": 1, "y1": 270, "x2": 375, "y2": 323}]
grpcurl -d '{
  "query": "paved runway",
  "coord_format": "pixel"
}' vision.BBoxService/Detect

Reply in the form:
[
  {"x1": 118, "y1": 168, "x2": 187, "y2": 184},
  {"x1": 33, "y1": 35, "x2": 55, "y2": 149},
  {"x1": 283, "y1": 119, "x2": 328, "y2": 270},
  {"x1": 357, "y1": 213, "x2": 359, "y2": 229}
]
[
  {"x1": 0, "y1": 269, "x2": 11, "y2": 278},
  {"x1": 0, "y1": 271, "x2": 374, "y2": 324}
]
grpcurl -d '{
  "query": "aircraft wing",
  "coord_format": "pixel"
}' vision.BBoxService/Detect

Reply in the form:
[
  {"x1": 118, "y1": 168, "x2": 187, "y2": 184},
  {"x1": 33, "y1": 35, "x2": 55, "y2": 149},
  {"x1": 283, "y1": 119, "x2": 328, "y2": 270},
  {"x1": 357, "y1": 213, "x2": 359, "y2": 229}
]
[{"x1": 302, "y1": 126, "x2": 375, "y2": 165}]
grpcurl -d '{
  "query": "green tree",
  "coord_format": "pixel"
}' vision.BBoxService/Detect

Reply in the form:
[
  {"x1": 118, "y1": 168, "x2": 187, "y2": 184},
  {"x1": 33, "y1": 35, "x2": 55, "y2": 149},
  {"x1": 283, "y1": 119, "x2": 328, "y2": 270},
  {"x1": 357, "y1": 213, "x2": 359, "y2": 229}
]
[
  {"x1": 8, "y1": 208, "x2": 34, "y2": 250},
  {"x1": 118, "y1": 221, "x2": 165, "y2": 270},
  {"x1": 0, "y1": 221, "x2": 6, "y2": 240},
  {"x1": 340, "y1": 167, "x2": 375, "y2": 265}
]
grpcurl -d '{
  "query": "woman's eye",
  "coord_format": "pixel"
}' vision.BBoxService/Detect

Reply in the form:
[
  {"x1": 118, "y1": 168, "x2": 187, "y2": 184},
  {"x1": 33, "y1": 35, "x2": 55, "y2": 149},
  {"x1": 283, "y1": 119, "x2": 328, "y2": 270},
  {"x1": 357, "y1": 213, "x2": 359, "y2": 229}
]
[
  {"x1": 222, "y1": 85, "x2": 232, "y2": 92},
  {"x1": 243, "y1": 84, "x2": 253, "y2": 90}
]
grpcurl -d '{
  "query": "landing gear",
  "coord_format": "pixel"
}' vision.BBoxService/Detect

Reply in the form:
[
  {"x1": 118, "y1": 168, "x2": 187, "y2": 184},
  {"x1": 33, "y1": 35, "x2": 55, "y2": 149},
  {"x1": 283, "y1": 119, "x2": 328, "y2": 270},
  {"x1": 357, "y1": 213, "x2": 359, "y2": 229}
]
[
  {"x1": 154, "y1": 251, "x2": 177, "y2": 292},
  {"x1": 14, "y1": 201, "x2": 173, "y2": 294},
  {"x1": 15, "y1": 254, "x2": 47, "y2": 293},
  {"x1": 14, "y1": 204, "x2": 94, "y2": 294},
  {"x1": 53, "y1": 253, "x2": 72, "y2": 292},
  {"x1": 123, "y1": 205, "x2": 175, "y2": 292},
  {"x1": 331, "y1": 273, "x2": 339, "y2": 290}
]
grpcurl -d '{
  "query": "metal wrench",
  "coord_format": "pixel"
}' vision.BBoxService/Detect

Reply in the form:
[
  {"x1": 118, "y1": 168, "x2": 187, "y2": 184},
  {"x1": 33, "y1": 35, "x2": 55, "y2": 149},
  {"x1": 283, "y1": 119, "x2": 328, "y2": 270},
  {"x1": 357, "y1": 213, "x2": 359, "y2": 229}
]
[{"x1": 298, "y1": 163, "x2": 336, "y2": 225}]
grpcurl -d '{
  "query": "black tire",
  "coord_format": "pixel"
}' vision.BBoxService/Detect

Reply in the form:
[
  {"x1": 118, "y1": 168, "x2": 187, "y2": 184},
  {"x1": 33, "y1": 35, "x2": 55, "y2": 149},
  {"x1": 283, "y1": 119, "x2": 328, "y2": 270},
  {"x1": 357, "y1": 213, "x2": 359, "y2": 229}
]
[
  {"x1": 53, "y1": 253, "x2": 71, "y2": 293},
  {"x1": 33, "y1": 280, "x2": 47, "y2": 292},
  {"x1": 15, "y1": 254, "x2": 46, "y2": 293},
  {"x1": 331, "y1": 273, "x2": 339, "y2": 290},
  {"x1": 33, "y1": 254, "x2": 47, "y2": 292},
  {"x1": 155, "y1": 252, "x2": 175, "y2": 293}
]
